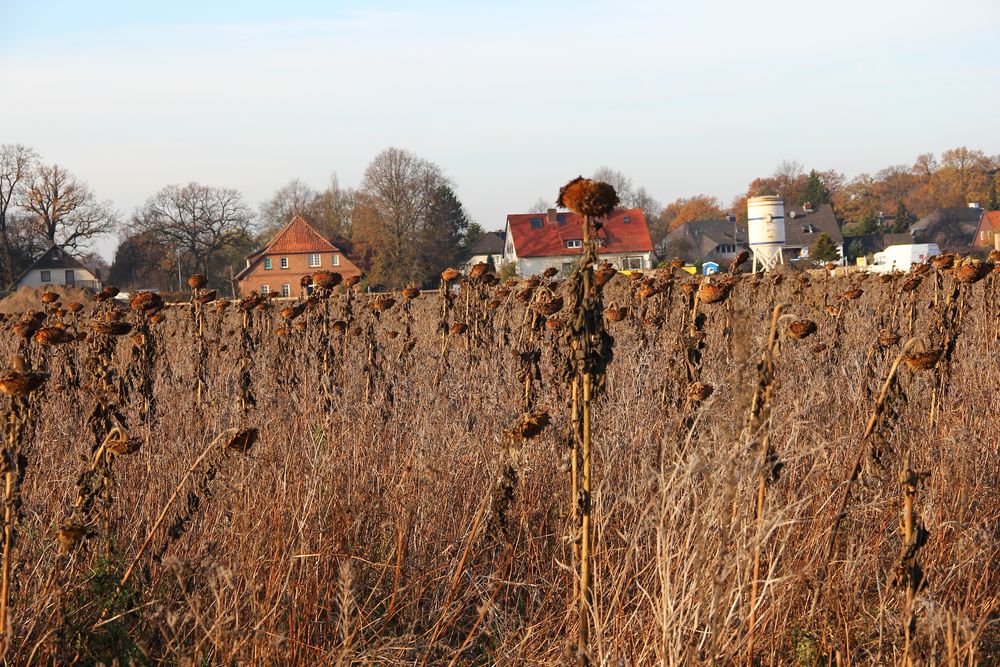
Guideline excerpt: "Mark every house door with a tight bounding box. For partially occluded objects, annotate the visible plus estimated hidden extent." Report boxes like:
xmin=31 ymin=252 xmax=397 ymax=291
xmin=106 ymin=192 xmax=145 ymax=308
xmin=65 ymin=270 xmax=75 ymax=286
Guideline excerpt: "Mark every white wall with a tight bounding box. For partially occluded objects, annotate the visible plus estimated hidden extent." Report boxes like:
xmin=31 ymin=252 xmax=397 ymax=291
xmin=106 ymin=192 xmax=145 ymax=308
xmin=17 ymin=267 xmax=100 ymax=289
xmin=516 ymin=251 xmax=654 ymax=277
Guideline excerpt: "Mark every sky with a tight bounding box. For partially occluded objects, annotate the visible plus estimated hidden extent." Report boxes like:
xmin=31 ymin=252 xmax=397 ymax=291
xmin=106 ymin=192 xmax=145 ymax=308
xmin=2 ymin=0 xmax=999 ymax=260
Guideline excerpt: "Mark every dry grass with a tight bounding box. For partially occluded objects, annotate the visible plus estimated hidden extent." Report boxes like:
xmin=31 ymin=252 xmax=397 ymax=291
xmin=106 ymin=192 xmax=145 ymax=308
xmin=0 ymin=265 xmax=997 ymax=665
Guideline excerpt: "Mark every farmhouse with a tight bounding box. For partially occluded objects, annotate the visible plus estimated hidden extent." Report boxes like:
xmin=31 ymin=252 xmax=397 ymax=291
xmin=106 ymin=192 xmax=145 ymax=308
xmin=503 ymin=208 xmax=654 ymax=276
xmin=11 ymin=245 xmax=101 ymax=291
xmin=236 ymin=215 xmax=361 ymax=296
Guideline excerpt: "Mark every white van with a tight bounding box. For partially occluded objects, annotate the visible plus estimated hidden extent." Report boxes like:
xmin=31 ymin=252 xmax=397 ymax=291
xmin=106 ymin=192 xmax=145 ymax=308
xmin=868 ymin=243 xmax=940 ymax=274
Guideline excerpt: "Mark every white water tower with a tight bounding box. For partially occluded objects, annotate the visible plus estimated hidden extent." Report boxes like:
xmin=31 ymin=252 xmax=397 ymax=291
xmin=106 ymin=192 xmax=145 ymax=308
xmin=747 ymin=195 xmax=786 ymax=272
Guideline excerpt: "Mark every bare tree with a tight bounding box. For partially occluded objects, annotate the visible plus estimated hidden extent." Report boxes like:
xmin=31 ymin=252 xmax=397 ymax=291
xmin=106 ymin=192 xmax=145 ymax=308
xmin=592 ymin=166 xmax=635 ymax=207
xmin=258 ymin=179 xmax=319 ymax=236
xmin=0 ymin=144 xmax=39 ymax=282
xmin=133 ymin=182 xmax=253 ymax=283
xmin=309 ymin=173 xmax=355 ymax=243
xmin=23 ymin=163 xmax=118 ymax=250
xmin=352 ymin=148 xmax=449 ymax=288
xmin=529 ymin=197 xmax=552 ymax=213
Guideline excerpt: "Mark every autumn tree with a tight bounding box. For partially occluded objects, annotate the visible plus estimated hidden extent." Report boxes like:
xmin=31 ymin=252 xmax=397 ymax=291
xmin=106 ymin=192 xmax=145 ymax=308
xmin=0 ymin=144 xmax=39 ymax=283
xmin=132 ymin=182 xmax=253 ymax=285
xmin=352 ymin=148 xmax=452 ymax=289
xmin=22 ymin=163 xmax=118 ymax=250
xmin=660 ymin=195 xmax=724 ymax=232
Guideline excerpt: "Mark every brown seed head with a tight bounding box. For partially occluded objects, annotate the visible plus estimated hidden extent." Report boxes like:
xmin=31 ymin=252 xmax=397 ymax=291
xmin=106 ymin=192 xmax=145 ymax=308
xmin=188 ymin=274 xmax=208 ymax=289
xmin=786 ymin=319 xmax=817 ymax=340
xmin=225 ymin=427 xmax=259 ymax=454
xmin=513 ymin=410 xmax=551 ymax=439
xmin=402 ymin=287 xmax=421 ymax=299
xmin=441 ymin=268 xmax=461 ymax=282
xmin=41 ymin=291 xmax=60 ymax=304
xmin=687 ymin=382 xmax=714 ymax=402
xmin=556 ymin=177 xmax=619 ymax=217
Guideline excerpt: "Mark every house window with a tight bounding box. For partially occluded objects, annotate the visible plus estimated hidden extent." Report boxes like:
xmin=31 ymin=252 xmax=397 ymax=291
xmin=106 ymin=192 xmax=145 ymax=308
xmin=260 ymin=285 xmax=270 ymax=294
xmin=622 ymin=256 xmax=644 ymax=270
xmin=280 ymin=257 xmax=289 ymax=269
xmin=557 ymin=214 xmax=567 ymax=226
xmin=281 ymin=283 xmax=291 ymax=297
xmin=530 ymin=217 xmax=543 ymax=229
xmin=264 ymin=258 xmax=272 ymax=270
xmin=623 ymin=215 xmax=631 ymax=224
xmin=308 ymin=253 xmax=321 ymax=267
xmin=40 ymin=270 xmax=51 ymax=283
xmin=565 ymin=239 xmax=582 ymax=249
xmin=65 ymin=270 xmax=75 ymax=286
xmin=331 ymin=254 xmax=340 ymax=267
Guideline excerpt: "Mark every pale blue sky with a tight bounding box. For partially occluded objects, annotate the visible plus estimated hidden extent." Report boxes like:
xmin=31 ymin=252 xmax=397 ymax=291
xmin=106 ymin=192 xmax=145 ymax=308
xmin=2 ymin=0 xmax=999 ymax=258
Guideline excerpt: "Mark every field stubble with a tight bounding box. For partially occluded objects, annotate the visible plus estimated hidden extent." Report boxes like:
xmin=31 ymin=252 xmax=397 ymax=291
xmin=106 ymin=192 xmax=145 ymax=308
xmin=0 ymin=263 xmax=997 ymax=665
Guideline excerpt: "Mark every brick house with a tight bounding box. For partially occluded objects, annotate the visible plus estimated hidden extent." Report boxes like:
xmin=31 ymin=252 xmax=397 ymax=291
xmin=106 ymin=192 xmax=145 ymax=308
xmin=236 ymin=215 xmax=361 ymax=296
xmin=972 ymin=210 xmax=1000 ymax=251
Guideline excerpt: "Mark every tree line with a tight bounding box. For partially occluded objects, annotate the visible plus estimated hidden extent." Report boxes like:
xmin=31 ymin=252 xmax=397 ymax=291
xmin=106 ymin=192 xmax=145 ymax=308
xmin=617 ymin=147 xmax=999 ymax=241
xmin=3 ymin=142 xmax=997 ymax=294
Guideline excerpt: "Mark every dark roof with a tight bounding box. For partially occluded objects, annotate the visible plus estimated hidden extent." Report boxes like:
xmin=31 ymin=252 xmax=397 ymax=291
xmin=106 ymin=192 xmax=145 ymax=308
xmin=468 ymin=231 xmax=505 ymax=255
xmin=910 ymin=207 xmax=983 ymax=251
xmin=506 ymin=209 xmax=653 ymax=258
xmin=664 ymin=219 xmax=747 ymax=259
xmin=783 ymin=204 xmax=843 ymax=247
xmin=12 ymin=245 xmax=89 ymax=287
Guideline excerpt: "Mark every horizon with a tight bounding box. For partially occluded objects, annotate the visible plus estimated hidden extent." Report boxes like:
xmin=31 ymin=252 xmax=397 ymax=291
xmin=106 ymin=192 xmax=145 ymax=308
xmin=3 ymin=0 xmax=999 ymax=261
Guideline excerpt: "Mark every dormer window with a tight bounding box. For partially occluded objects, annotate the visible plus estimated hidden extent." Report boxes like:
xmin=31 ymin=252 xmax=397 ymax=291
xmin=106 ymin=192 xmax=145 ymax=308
xmin=623 ymin=216 xmax=631 ymax=224
xmin=530 ymin=217 xmax=543 ymax=229
xmin=801 ymin=224 xmax=816 ymax=234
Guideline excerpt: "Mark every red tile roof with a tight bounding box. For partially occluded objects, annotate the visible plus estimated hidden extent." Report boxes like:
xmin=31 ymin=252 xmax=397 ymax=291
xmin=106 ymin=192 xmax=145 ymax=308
xmin=266 ymin=215 xmax=339 ymax=254
xmin=973 ymin=210 xmax=1000 ymax=247
xmin=506 ymin=208 xmax=653 ymax=258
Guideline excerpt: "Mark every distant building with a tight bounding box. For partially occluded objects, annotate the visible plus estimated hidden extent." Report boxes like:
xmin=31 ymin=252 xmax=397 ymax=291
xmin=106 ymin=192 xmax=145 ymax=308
xmin=465 ymin=231 xmax=506 ymax=271
xmin=780 ymin=203 xmax=844 ymax=264
xmin=660 ymin=215 xmax=747 ymax=265
xmin=909 ymin=206 xmax=983 ymax=253
xmin=972 ymin=210 xmax=1000 ymax=251
xmin=12 ymin=245 xmax=101 ymax=291
xmin=236 ymin=215 xmax=362 ymax=296
xmin=503 ymin=208 xmax=654 ymax=276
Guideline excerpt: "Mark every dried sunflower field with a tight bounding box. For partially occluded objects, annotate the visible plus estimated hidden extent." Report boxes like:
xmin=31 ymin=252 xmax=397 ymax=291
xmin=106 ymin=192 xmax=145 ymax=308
xmin=0 ymin=250 xmax=998 ymax=665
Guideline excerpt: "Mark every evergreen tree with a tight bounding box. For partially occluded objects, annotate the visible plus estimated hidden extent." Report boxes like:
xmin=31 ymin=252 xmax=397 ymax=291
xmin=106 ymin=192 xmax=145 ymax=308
xmin=846 ymin=238 xmax=866 ymax=264
xmin=890 ymin=200 xmax=910 ymax=233
xmin=809 ymin=232 xmax=840 ymax=263
xmin=800 ymin=170 xmax=832 ymax=206
xmin=417 ymin=185 xmax=470 ymax=287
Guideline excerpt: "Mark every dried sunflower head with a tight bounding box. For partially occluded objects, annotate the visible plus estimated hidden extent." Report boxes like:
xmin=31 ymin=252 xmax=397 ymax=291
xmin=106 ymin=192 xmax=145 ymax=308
xmin=786 ymin=319 xmax=817 ymax=340
xmin=556 ymin=177 xmax=619 ymax=218
xmin=187 ymin=274 xmax=208 ymax=289
xmin=441 ymin=268 xmax=461 ymax=282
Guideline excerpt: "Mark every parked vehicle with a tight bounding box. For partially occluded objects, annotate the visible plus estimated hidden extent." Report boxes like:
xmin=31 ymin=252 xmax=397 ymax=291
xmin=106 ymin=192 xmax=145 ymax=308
xmin=868 ymin=243 xmax=940 ymax=273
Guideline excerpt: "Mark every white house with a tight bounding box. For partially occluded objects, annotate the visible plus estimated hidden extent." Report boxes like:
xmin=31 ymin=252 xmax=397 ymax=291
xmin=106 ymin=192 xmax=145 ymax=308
xmin=464 ymin=231 xmax=505 ymax=271
xmin=12 ymin=245 xmax=101 ymax=291
xmin=503 ymin=208 xmax=655 ymax=276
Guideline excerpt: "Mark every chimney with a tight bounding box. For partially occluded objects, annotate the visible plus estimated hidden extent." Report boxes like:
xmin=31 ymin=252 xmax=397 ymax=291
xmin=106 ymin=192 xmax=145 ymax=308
xmin=802 ymin=201 xmax=813 ymax=212
xmin=547 ymin=208 xmax=558 ymax=224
